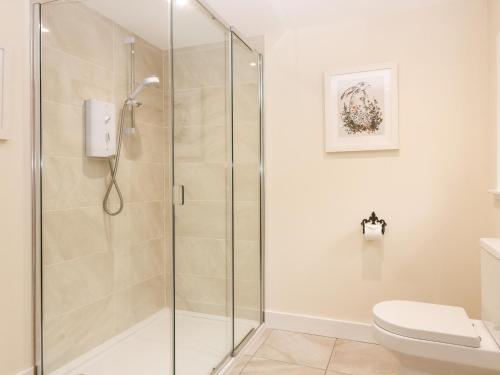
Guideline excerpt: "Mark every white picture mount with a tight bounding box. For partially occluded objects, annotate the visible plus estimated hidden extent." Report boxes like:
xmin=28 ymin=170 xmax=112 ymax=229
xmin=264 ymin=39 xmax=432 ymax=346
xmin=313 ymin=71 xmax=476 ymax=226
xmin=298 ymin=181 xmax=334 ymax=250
xmin=324 ymin=63 xmax=399 ymax=152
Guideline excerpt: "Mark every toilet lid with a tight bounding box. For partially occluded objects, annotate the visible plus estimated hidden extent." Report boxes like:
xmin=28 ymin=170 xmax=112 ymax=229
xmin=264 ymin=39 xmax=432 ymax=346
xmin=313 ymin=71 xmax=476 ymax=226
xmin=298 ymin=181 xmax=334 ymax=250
xmin=373 ymin=300 xmax=481 ymax=348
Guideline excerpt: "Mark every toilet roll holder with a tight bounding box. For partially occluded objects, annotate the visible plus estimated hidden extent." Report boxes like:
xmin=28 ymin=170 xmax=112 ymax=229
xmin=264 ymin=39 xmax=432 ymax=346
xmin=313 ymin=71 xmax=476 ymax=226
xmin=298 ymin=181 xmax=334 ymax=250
xmin=361 ymin=211 xmax=387 ymax=235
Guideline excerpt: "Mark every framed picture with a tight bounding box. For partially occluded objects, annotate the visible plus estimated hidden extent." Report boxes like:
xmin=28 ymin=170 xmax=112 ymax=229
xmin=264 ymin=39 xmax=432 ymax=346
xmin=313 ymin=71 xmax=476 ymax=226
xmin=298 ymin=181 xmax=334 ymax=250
xmin=324 ymin=63 xmax=398 ymax=152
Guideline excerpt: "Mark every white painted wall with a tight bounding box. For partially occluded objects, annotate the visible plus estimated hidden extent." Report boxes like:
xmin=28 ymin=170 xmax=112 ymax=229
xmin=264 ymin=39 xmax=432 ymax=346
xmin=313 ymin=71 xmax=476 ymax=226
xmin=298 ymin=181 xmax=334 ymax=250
xmin=0 ymin=0 xmax=33 ymax=374
xmin=264 ymin=0 xmax=495 ymax=323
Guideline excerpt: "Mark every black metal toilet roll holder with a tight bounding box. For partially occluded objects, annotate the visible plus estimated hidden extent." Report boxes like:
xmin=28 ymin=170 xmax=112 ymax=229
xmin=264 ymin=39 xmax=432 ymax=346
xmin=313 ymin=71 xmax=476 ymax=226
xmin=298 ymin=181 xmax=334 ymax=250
xmin=361 ymin=211 xmax=387 ymax=235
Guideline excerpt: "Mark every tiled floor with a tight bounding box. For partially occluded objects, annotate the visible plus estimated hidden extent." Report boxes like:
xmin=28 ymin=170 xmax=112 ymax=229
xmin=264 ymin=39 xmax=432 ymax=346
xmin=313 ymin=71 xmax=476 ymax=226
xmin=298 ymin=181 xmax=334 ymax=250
xmin=227 ymin=329 xmax=400 ymax=375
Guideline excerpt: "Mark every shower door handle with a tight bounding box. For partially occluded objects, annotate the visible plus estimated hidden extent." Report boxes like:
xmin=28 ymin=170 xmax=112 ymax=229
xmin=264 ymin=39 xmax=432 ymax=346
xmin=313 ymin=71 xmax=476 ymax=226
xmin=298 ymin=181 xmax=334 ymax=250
xmin=173 ymin=184 xmax=185 ymax=206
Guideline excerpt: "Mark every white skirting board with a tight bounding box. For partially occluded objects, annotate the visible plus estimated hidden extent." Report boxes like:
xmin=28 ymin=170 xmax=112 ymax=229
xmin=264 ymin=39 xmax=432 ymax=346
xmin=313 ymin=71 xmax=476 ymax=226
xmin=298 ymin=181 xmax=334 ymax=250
xmin=265 ymin=310 xmax=376 ymax=343
xmin=15 ymin=368 xmax=34 ymax=375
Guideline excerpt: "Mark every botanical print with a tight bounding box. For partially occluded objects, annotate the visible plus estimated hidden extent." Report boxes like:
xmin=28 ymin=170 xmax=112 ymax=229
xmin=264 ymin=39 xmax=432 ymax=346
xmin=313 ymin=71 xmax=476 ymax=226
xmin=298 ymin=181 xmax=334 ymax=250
xmin=337 ymin=76 xmax=385 ymax=138
xmin=324 ymin=64 xmax=398 ymax=152
xmin=340 ymin=82 xmax=383 ymax=134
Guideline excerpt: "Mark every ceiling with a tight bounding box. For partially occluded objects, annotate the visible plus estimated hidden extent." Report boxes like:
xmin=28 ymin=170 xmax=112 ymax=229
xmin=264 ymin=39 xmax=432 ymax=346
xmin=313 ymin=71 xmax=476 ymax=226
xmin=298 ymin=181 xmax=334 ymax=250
xmin=85 ymin=0 xmax=227 ymax=49
xmin=83 ymin=0 xmax=457 ymax=50
xmin=204 ymin=0 xmax=457 ymax=37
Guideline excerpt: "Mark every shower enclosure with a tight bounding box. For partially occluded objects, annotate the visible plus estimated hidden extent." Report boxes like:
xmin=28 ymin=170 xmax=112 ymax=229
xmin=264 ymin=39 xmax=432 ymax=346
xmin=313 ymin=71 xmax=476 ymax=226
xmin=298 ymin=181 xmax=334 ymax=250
xmin=32 ymin=1 xmax=264 ymax=374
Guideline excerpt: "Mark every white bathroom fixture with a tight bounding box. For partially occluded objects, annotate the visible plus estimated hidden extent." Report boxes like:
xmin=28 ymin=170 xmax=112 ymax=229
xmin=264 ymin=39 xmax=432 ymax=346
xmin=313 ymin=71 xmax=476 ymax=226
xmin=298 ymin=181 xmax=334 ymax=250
xmin=128 ymin=75 xmax=160 ymax=101
xmin=372 ymin=239 xmax=500 ymax=375
xmin=85 ymin=99 xmax=116 ymax=158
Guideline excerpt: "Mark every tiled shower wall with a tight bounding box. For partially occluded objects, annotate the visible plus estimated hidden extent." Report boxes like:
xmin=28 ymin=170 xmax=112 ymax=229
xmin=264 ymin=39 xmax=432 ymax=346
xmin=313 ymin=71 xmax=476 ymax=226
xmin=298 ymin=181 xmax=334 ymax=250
xmin=40 ymin=3 xmax=170 ymax=372
xmin=173 ymin=42 xmax=231 ymax=316
xmin=232 ymin=41 xmax=261 ymax=323
xmin=173 ymin=41 xmax=261 ymax=321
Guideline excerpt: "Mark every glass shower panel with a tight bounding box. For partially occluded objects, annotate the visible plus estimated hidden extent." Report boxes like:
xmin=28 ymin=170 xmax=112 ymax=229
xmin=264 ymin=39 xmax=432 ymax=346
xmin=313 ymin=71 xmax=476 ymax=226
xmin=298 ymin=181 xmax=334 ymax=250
xmin=39 ymin=1 xmax=172 ymax=374
xmin=171 ymin=0 xmax=232 ymax=374
xmin=231 ymin=34 xmax=262 ymax=348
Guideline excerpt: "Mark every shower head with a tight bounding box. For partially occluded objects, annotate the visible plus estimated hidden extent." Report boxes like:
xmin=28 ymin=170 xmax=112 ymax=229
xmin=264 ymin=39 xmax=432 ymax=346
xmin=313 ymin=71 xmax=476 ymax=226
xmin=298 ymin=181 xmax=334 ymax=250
xmin=128 ymin=75 xmax=160 ymax=100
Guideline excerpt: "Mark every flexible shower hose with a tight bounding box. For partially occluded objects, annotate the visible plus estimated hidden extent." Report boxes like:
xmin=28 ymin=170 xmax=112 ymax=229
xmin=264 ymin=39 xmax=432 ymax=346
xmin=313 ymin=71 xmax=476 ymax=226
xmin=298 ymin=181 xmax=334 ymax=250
xmin=103 ymin=101 xmax=128 ymax=216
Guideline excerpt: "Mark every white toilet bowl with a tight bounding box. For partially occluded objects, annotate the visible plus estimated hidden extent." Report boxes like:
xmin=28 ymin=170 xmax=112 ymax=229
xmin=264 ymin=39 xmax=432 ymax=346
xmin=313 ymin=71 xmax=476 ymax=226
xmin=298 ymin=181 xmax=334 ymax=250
xmin=372 ymin=300 xmax=500 ymax=375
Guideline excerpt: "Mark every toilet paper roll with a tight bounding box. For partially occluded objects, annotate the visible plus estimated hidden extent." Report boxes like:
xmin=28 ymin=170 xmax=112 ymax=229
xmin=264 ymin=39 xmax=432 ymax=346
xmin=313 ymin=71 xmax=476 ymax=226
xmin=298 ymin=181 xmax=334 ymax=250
xmin=364 ymin=223 xmax=383 ymax=241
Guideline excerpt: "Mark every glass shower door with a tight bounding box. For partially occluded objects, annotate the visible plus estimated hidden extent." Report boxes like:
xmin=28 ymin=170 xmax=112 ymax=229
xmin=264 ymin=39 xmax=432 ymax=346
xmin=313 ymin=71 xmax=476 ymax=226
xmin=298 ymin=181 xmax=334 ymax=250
xmin=38 ymin=1 xmax=172 ymax=374
xmin=231 ymin=33 xmax=263 ymax=349
xmin=171 ymin=0 xmax=233 ymax=373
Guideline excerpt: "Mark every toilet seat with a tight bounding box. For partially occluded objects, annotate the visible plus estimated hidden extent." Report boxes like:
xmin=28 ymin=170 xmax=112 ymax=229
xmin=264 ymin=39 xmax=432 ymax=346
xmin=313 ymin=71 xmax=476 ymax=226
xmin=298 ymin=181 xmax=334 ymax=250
xmin=373 ymin=300 xmax=481 ymax=348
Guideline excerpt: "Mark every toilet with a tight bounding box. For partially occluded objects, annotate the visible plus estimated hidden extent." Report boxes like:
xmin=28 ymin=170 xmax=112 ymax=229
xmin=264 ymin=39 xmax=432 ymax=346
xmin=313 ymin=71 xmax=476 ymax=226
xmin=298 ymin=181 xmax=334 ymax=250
xmin=372 ymin=238 xmax=500 ymax=375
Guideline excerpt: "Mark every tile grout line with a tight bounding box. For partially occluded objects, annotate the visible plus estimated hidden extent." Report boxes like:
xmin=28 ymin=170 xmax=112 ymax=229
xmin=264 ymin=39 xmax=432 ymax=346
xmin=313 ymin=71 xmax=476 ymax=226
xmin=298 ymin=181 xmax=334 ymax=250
xmin=324 ymin=338 xmax=338 ymax=375
xmin=238 ymin=328 xmax=273 ymax=374
xmin=245 ymin=329 xmax=338 ymax=373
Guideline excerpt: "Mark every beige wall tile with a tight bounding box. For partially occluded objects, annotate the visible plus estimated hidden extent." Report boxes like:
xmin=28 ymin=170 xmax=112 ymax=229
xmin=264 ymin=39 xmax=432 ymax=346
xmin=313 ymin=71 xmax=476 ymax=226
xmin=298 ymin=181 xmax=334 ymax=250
xmin=234 ymin=202 xmax=260 ymax=241
xmin=41 ymin=101 xmax=84 ymax=158
xmin=189 ymin=45 xmax=227 ymax=87
xmin=109 ymin=201 xmax=165 ymax=250
xmin=43 ymin=252 xmax=114 ymax=317
xmin=42 ymin=46 xmax=113 ymax=107
xmin=42 ymin=2 xmax=114 ymax=69
xmin=112 ymin=25 xmax=132 ymax=79
xmin=135 ymin=86 xmax=165 ymax=126
xmin=175 ymin=162 xmax=227 ymax=201
xmin=235 ymin=279 xmax=260 ymax=310
xmin=128 ymin=162 xmax=165 ymax=202
xmin=114 ymin=275 xmax=165 ymax=332
xmin=175 ymin=201 xmax=227 ymax=239
xmin=235 ymin=306 xmax=261 ymax=322
xmin=172 ymin=52 xmax=199 ymax=90
xmin=173 ymin=43 xmax=227 ymax=87
xmin=174 ymin=88 xmax=202 ymax=127
xmin=234 ymin=83 xmax=259 ymax=122
xmin=42 ymin=157 xmax=108 ymax=210
xmin=135 ymin=38 xmax=164 ymax=85
xmin=114 ymin=238 xmax=165 ymax=290
xmin=202 ymin=85 xmax=226 ymax=126
xmin=234 ymin=240 xmax=260 ymax=282
xmin=175 ymin=298 xmax=228 ymax=317
xmin=123 ymin=122 xmax=167 ymax=163
xmin=43 ymin=297 xmax=115 ymax=373
xmin=136 ymin=99 xmax=165 ymax=127
xmin=135 ymin=83 xmax=164 ymax=111
xmin=175 ymin=273 xmax=228 ymax=309
xmin=43 ymin=207 xmax=109 ymax=265
xmin=173 ymin=125 xmax=203 ymax=161
xmin=234 ymin=123 xmax=260 ymax=163
xmin=174 ymin=125 xmax=227 ymax=163
xmin=234 ymin=162 xmax=260 ymax=202
xmin=175 ymin=236 xmax=227 ymax=278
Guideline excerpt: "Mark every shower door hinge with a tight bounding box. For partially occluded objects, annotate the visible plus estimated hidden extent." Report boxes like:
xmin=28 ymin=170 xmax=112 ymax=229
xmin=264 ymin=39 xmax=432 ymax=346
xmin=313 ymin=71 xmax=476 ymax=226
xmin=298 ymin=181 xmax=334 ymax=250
xmin=173 ymin=184 xmax=185 ymax=205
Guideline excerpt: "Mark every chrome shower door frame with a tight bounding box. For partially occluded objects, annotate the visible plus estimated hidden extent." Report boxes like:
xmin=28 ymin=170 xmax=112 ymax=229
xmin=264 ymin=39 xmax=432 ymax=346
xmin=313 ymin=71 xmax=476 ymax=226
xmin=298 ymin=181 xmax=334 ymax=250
xmin=32 ymin=3 xmax=42 ymax=375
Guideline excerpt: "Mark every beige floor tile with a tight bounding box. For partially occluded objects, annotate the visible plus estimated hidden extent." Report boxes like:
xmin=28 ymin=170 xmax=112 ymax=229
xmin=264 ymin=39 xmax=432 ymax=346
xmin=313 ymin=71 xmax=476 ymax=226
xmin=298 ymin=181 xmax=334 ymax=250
xmin=241 ymin=327 xmax=272 ymax=355
xmin=328 ymin=339 xmax=399 ymax=375
xmin=226 ymin=354 xmax=252 ymax=375
xmin=255 ymin=330 xmax=336 ymax=369
xmin=241 ymin=358 xmax=325 ymax=375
